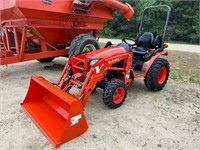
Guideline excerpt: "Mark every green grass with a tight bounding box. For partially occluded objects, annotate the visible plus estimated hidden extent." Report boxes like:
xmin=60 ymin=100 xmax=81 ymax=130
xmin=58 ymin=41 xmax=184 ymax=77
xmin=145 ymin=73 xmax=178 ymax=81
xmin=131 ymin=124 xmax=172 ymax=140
xmin=170 ymin=69 xmax=200 ymax=84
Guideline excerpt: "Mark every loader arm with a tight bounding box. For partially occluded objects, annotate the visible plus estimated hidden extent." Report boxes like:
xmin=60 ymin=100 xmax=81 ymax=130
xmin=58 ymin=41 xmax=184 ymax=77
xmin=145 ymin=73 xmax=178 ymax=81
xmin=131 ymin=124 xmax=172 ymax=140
xmin=57 ymin=50 xmax=133 ymax=108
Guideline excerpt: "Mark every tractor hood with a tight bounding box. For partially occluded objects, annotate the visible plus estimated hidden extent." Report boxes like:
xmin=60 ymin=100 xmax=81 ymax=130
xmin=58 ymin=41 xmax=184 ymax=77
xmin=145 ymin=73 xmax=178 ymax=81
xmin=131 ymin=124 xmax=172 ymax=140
xmin=85 ymin=47 xmax=127 ymax=60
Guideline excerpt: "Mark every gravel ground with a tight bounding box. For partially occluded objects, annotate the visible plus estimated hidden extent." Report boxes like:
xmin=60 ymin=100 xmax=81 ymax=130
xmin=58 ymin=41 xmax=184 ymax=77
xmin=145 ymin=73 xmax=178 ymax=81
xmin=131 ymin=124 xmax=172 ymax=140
xmin=0 ymin=48 xmax=200 ymax=150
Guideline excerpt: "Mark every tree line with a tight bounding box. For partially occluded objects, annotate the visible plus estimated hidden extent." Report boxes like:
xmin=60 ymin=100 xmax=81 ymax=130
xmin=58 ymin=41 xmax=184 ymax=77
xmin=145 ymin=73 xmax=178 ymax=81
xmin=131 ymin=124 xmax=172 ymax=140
xmin=102 ymin=0 xmax=199 ymax=45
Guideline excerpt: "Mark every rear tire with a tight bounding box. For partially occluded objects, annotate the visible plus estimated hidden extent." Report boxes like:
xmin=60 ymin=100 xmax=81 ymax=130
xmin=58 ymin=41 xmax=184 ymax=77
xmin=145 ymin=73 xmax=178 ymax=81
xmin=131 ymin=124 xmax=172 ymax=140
xmin=102 ymin=80 xmax=127 ymax=109
xmin=69 ymin=34 xmax=100 ymax=58
xmin=37 ymin=57 xmax=55 ymax=63
xmin=144 ymin=58 xmax=170 ymax=91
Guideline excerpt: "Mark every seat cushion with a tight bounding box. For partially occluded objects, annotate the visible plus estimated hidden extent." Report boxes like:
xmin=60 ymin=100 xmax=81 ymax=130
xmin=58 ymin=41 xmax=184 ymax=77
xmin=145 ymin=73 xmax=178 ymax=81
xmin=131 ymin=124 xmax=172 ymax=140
xmin=132 ymin=47 xmax=148 ymax=55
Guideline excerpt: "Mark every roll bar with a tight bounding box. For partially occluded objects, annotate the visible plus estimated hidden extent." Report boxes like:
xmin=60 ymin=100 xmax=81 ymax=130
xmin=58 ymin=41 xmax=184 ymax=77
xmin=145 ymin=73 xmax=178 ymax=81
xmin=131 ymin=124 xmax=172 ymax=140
xmin=138 ymin=5 xmax=171 ymax=49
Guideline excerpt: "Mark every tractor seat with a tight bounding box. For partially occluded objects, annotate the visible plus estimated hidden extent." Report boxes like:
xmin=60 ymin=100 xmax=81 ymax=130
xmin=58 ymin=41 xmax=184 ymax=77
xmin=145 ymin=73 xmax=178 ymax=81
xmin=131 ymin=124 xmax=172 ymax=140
xmin=132 ymin=32 xmax=154 ymax=55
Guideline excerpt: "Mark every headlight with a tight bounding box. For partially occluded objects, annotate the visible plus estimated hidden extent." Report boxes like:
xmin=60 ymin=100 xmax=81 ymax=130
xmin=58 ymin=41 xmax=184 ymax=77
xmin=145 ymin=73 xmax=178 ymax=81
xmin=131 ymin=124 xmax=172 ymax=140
xmin=89 ymin=59 xmax=99 ymax=67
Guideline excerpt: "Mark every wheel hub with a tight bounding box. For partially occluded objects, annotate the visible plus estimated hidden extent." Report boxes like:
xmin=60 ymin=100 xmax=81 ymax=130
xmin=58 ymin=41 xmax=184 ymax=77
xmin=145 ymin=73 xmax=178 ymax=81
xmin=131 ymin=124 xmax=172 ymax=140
xmin=83 ymin=44 xmax=96 ymax=52
xmin=157 ymin=66 xmax=167 ymax=84
xmin=113 ymin=87 xmax=125 ymax=104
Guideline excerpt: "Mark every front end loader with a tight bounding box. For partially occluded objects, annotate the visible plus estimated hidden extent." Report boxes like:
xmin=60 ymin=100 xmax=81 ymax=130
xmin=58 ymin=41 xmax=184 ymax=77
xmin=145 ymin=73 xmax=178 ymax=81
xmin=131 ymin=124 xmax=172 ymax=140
xmin=21 ymin=5 xmax=171 ymax=147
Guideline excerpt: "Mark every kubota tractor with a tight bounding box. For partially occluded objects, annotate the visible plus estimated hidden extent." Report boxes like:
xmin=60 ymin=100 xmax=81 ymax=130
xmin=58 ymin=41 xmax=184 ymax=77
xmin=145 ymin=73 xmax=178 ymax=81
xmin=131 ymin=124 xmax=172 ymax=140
xmin=21 ymin=5 xmax=171 ymax=147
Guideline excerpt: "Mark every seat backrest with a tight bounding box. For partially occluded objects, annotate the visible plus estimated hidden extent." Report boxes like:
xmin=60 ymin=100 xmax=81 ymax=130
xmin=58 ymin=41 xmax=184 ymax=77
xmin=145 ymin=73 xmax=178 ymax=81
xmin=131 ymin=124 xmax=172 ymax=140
xmin=136 ymin=32 xmax=154 ymax=49
xmin=152 ymin=35 xmax=162 ymax=49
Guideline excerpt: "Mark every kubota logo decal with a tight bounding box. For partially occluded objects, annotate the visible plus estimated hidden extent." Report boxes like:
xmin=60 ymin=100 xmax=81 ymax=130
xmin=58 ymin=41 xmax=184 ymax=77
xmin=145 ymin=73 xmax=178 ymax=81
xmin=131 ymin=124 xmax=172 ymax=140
xmin=108 ymin=58 xmax=121 ymax=65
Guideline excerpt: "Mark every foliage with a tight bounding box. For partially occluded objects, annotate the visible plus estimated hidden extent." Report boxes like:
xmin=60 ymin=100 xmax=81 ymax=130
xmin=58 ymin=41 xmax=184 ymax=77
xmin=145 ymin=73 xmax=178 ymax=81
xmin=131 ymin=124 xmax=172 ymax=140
xmin=102 ymin=0 xmax=199 ymax=45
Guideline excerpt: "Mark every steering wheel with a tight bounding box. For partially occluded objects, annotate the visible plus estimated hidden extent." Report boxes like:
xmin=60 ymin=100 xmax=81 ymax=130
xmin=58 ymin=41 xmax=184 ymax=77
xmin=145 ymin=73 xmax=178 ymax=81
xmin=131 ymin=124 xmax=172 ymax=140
xmin=122 ymin=38 xmax=136 ymax=47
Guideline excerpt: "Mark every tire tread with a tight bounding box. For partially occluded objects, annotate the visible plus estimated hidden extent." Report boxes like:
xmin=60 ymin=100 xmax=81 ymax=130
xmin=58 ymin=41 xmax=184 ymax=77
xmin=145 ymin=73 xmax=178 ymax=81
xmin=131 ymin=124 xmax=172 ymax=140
xmin=103 ymin=80 xmax=127 ymax=109
xmin=144 ymin=58 xmax=170 ymax=91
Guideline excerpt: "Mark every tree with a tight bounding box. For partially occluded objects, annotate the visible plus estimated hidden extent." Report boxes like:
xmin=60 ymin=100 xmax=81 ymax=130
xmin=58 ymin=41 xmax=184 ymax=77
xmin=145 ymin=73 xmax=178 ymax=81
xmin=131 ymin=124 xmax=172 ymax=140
xmin=102 ymin=0 xmax=199 ymax=45
xmin=169 ymin=0 xmax=199 ymax=44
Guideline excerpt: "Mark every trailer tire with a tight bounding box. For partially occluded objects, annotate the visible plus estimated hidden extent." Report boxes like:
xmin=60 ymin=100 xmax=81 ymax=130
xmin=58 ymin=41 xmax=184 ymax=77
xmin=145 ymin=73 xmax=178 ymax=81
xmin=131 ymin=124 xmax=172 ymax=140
xmin=69 ymin=34 xmax=100 ymax=58
xmin=144 ymin=58 xmax=170 ymax=91
xmin=103 ymin=80 xmax=127 ymax=109
xmin=37 ymin=57 xmax=55 ymax=63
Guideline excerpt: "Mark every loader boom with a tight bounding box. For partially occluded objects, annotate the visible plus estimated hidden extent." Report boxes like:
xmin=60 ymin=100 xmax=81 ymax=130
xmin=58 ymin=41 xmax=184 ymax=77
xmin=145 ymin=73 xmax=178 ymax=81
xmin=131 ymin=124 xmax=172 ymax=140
xmin=57 ymin=48 xmax=133 ymax=107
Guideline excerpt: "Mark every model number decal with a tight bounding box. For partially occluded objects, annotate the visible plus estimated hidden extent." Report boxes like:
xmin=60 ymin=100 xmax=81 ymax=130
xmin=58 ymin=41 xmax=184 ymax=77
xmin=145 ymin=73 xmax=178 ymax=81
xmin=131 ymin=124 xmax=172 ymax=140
xmin=71 ymin=114 xmax=82 ymax=126
xmin=42 ymin=0 xmax=52 ymax=5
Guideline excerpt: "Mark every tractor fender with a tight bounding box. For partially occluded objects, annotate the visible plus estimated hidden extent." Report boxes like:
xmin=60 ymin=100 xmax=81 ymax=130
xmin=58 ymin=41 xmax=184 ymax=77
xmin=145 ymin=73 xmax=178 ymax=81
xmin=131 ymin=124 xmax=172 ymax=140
xmin=142 ymin=51 xmax=168 ymax=73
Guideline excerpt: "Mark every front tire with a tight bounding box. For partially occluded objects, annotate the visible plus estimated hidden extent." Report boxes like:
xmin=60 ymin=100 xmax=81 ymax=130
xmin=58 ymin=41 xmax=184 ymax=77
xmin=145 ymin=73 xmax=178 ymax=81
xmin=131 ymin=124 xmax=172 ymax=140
xmin=102 ymin=80 xmax=127 ymax=109
xmin=144 ymin=58 xmax=170 ymax=91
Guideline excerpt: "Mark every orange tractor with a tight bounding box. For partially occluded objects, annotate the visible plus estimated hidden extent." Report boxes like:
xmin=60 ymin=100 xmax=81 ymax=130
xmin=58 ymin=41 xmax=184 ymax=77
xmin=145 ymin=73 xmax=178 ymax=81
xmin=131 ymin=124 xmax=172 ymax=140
xmin=0 ymin=0 xmax=133 ymax=65
xmin=21 ymin=5 xmax=171 ymax=148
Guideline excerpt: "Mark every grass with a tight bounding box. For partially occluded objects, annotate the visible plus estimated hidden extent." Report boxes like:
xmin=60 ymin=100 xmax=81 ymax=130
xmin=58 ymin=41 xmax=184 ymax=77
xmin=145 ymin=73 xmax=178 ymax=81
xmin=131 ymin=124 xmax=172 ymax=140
xmin=170 ymin=69 xmax=200 ymax=84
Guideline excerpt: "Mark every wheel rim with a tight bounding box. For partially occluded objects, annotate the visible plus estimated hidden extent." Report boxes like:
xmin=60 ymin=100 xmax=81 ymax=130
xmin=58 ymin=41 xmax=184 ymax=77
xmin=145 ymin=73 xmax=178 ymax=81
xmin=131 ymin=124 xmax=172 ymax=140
xmin=113 ymin=87 xmax=125 ymax=104
xmin=83 ymin=44 xmax=96 ymax=52
xmin=157 ymin=66 xmax=167 ymax=84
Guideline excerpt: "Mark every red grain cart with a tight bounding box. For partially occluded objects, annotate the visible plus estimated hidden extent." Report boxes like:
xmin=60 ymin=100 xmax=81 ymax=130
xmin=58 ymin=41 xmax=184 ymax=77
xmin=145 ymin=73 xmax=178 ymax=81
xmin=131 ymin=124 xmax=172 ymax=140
xmin=0 ymin=0 xmax=134 ymax=65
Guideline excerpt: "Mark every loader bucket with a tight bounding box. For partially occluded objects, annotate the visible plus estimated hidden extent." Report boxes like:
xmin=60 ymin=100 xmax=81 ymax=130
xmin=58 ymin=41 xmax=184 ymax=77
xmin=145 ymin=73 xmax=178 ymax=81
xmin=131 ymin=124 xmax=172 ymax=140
xmin=21 ymin=76 xmax=88 ymax=147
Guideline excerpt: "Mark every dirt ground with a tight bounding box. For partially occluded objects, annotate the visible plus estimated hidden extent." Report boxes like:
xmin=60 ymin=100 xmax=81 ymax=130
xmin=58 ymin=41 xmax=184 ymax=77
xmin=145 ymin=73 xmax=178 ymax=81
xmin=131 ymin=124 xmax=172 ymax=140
xmin=0 ymin=50 xmax=200 ymax=150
